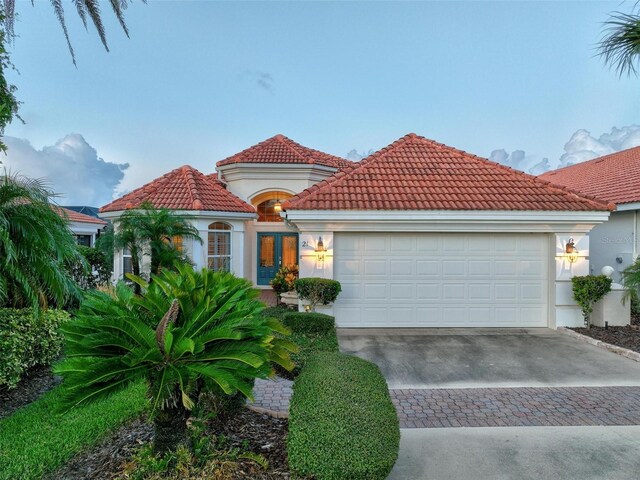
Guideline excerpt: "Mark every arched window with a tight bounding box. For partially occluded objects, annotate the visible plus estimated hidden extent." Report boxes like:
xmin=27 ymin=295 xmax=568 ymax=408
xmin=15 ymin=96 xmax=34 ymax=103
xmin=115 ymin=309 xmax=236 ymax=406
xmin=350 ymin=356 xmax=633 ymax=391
xmin=208 ymin=222 xmax=232 ymax=272
xmin=251 ymin=191 xmax=293 ymax=222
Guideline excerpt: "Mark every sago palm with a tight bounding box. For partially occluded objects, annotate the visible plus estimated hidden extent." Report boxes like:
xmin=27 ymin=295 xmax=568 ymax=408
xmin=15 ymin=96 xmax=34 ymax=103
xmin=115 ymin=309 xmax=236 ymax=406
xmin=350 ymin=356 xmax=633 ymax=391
xmin=55 ymin=264 xmax=296 ymax=454
xmin=0 ymin=171 xmax=83 ymax=309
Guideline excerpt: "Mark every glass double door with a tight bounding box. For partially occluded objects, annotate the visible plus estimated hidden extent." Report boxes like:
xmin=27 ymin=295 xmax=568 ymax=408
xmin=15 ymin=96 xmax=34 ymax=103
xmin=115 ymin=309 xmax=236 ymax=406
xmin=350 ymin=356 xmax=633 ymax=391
xmin=257 ymin=232 xmax=298 ymax=285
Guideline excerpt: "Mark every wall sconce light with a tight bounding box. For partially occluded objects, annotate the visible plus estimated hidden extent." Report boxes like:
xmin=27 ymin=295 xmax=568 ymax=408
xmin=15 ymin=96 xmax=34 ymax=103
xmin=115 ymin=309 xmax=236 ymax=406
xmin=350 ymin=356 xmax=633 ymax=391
xmin=565 ymin=238 xmax=579 ymax=264
xmin=315 ymin=236 xmax=327 ymax=262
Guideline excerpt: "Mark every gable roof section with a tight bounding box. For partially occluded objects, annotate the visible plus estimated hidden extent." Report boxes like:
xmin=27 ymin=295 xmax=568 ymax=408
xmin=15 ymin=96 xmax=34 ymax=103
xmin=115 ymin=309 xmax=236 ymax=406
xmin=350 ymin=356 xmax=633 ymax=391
xmin=216 ymin=134 xmax=353 ymax=171
xmin=538 ymin=146 xmax=640 ymax=206
xmin=284 ymin=134 xmax=612 ymax=212
xmin=100 ymin=165 xmax=255 ymax=214
xmin=57 ymin=206 xmax=107 ymax=225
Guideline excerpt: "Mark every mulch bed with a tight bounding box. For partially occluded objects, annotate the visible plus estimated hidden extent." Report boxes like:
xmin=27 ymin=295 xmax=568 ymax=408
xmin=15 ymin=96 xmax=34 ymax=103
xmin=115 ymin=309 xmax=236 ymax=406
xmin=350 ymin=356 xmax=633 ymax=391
xmin=0 ymin=365 xmax=61 ymax=420
xmin=571 ymin=325 xmax=640 ymax=354
xmin=49 ymin=408 xmax=290 ymax=479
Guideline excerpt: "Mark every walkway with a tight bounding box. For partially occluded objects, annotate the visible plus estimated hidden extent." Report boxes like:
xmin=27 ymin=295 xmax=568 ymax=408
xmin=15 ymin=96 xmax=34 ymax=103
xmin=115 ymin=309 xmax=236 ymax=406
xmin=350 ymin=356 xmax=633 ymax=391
xmin=250 ymin=379 xmax=640 ymax=428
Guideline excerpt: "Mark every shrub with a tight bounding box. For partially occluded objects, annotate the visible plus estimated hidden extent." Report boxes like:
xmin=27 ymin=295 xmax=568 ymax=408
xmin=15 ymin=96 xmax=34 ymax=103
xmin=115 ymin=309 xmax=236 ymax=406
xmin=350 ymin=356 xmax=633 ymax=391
xmin=572 ymin=274 xmax=613 ymax=327
xmin=0 ymin=308 xmax=70 ymax=389
xmin=261 ymin=310 xmax=339 ymax=378
xmin=270 ymin=265 xmax=299 ymax=295
xmin=294 ymin=277 xmax=341 ymax=311
xmin=282 ymin=311 xmax=335 ymax=336
xmin=68 ymin=245 xmax=112 ymax=290
xmin=288 ymin=352 xmax=400 ymax=479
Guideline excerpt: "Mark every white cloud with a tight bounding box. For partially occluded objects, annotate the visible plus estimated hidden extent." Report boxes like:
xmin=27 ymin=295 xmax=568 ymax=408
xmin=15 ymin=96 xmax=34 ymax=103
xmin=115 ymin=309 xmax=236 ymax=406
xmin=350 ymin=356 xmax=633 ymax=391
xmin=559 ymin=125 xmax=640 ymax=167
xmin=489 ymin=148 xmax=550 ymax=175
xmin=346 ymin=148 xmax=374 ymax=161
xmin=1 ymin=134 xmax=129 ymax=206
xmin=491 ymin=125 xmax=640 ymax=174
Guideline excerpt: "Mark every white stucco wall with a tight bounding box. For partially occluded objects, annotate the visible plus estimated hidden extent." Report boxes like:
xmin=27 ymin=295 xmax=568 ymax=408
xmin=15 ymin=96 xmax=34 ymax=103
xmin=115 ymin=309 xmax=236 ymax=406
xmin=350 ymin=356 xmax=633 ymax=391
xmin=553 ymin=233 xmax=589 ymax=328
xmin=103 ymin=211 xmax=254 ymax=282
xmin=587 ymin=210 xmax=637 ymax=282
xmin=217 ymin=164 xmax=339 ymax=204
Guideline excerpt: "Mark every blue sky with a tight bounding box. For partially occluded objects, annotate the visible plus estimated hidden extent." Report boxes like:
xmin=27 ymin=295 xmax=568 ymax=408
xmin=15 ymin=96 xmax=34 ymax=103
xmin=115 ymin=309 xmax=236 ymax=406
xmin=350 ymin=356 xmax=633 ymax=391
xmin=3 ymin=1 xmax=640 ymax=205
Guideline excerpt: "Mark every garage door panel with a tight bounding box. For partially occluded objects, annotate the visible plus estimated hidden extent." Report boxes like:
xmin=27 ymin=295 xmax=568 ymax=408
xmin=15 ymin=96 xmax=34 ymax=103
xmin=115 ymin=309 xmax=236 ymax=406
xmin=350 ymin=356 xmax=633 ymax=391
xmin=469 ymin=284 xmax=491 ymax=300
xmin=394 ymin=284 xmax=417 ymax=299
xmin=390 ymin=260 xmax=413 ymax=275
xmin=334 ymin=233 xmax=548 ymax=328
xmin=443 ymin=284 xmax=465 ymax=299
xmin=417 ymin=283 xmax=441 ymax=299
xmin=390 ymin=236 xmax=414 ymax=252
xmin=417 ymin=260 xmax=440 ymax=276
xmin=443 ymin=260 xmax=466 ymax=276
xmin=364 ymin=260 xmax=387 ymax=275
xmin=468 ymin=260 xmax=492 ymax=276
xmin=340 ymin=282 xmax=361 ymax=300
xmin=364 ymin=283 xmax=386 ymax=298
xmin=364 ymin=236 xmax=386 ymax=252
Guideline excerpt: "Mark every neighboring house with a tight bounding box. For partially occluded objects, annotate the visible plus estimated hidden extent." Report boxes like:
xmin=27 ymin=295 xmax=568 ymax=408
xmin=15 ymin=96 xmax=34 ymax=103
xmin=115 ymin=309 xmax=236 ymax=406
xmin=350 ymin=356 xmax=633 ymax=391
xmin=57 ymin=206 xmax=107 ymax=247
xmin=539 ymin=147 xmax=639 ymax=282
xmin=100 ymin=133 xmax=611 ymax=328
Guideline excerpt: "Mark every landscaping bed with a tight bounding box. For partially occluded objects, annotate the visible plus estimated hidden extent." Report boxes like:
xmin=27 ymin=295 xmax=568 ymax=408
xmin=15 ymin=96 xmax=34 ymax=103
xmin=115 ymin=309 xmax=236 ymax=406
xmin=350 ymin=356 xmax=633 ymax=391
xmin=571 ymin=325 xmax=640 ymax=353
xmin=49 ymin=408 xmax=290 ymax=480
xmin=0 ymin=365 xmax=60 ymax=420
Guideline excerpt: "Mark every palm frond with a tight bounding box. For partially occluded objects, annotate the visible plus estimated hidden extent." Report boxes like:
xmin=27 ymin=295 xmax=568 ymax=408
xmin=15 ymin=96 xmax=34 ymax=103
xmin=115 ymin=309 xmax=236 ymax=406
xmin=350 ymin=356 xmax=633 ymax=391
xmin=599 ymin=9 xmax=640 ymax=76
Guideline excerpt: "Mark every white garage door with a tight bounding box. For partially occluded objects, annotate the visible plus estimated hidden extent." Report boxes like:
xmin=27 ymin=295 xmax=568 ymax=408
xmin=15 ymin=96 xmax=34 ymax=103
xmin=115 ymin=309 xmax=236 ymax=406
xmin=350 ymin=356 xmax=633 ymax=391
xmin=334 ymin=233 xmax=549 ymax=328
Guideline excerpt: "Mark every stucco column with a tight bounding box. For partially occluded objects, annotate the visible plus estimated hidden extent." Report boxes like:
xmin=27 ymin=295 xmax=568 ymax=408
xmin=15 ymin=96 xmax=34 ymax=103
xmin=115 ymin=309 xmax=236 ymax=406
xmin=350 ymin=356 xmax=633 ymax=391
xmin=553 ymin=233 xmax=589 ymax=328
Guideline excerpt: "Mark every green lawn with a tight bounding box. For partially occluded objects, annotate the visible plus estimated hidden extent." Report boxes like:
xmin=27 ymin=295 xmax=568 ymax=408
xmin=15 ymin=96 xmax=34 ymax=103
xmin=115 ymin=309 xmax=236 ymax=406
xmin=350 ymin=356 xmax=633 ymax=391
xmin=0 ymin=382 xmax=147 ymax=480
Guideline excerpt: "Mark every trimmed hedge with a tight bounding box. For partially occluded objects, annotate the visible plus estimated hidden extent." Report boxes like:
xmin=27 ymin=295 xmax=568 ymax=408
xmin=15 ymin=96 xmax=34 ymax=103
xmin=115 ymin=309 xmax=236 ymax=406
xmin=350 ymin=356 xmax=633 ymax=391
xmin=288 ymin=352 xmax=400 ymax=479
xmin=0 ymin=308 xmax=70 ymax=389
xmin=282 ymin=311 xmax=335 ymax=336
xmin=263 ymin=310 xmax=339 ymax=377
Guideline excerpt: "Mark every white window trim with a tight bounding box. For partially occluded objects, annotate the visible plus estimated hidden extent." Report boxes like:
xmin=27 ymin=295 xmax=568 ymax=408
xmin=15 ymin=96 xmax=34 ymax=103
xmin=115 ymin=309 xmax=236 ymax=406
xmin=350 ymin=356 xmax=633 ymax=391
xmin=207 ymin=222 xmax=233 ymax=272
xmin=122 ymin=248 xmax=133 ymax=278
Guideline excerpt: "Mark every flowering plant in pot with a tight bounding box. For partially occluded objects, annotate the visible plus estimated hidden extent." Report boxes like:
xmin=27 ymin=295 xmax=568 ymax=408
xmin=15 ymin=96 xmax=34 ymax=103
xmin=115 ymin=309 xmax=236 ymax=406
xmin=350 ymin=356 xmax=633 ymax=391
xmin=271 ymin=265 xmax=299 ymax=306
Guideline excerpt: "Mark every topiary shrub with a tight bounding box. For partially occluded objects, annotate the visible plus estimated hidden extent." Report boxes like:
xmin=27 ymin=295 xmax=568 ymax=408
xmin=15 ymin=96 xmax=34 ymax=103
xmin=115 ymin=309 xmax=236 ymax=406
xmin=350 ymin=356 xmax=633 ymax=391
xmin=294 ymin=277 xmax=341 ymax=311
xmin=288 ymin=352 xmax=400 ymax=479
xmin=571 ymin=274 xmax=612 ymax=327
xmin=282 ymin=311 xmax=335 ymax=336
xmin=0 ymin=308 xmax=71 ymax=389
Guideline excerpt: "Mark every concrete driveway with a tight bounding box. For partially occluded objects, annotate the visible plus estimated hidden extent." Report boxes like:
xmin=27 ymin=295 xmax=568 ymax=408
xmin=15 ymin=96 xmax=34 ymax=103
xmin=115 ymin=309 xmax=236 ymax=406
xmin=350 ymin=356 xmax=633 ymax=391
xmin=338 ymin=328 xmax=640 ymax=389
xmin=338 ymin=328 xmax=640 ymax=480
xmin=391 ymin=426 xmax=640 ymax=480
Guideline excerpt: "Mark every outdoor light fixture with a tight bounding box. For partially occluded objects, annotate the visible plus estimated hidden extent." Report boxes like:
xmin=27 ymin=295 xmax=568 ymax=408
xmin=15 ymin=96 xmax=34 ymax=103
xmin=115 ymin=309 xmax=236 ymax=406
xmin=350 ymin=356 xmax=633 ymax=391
xmin=273 ymin=192 xmax=282 ymax=213
xmin=315 ymin=236 xmax=327 ymax=262
xmin=565 ymin=238 xmax=579 ymax=264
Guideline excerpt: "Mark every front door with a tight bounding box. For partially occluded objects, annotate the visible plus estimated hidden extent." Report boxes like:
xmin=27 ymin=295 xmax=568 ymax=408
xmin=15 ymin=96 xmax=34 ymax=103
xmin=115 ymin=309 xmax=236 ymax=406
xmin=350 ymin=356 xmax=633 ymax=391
xmin=257 ymin=233 xmax=299 ymax=285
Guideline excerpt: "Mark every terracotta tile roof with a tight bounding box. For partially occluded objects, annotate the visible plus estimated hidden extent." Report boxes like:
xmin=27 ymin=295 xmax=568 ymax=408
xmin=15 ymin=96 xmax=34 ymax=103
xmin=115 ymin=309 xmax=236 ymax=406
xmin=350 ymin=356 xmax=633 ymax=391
xmin=56 ymin=206 xmax=107 ymax=225
xmin=539 ymin=147 xmax=640 ymax=206
xmin=216 ymin=134 xmax=353 ymax=170
xmin=284 ymin=134 xmax=612 ymax=212
xmin=100 ymin=165 xmax=255 ymax=214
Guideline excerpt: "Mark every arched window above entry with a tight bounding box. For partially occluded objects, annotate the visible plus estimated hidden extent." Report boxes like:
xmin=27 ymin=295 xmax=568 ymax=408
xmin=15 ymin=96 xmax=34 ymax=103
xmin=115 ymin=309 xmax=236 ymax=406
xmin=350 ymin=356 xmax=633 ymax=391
xmin=251 ymin=191 xmax=293 ymax=222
